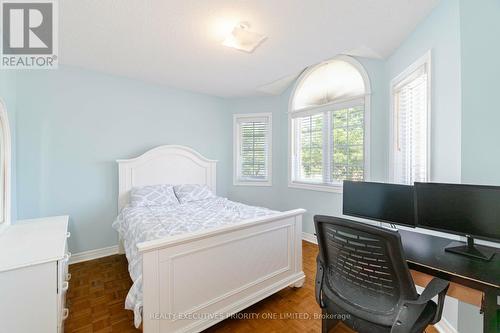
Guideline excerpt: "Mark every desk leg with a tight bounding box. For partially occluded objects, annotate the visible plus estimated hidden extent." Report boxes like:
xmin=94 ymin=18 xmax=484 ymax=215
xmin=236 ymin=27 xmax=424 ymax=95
xmin=482 ymin=290 xmax=499 ymax=333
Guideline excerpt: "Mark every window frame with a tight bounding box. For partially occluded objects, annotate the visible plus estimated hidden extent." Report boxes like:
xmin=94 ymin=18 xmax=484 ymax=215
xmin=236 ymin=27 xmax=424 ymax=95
xmin=233 ymin=112 xmax=272 ymax=186
xmin=288 ymin=55 xmax=371 ymax=193
xmin=0 ymin=99 xmax=11 ymax=234
xmin=389 ymin=51 xmax=432 ymax=184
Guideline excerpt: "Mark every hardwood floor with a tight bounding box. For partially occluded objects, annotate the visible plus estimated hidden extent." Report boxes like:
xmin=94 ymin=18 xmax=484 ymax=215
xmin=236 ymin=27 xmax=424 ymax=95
xmin=65 ymin=241 xmax=437 ymax=333
xmin=65 ymin=254 xmax=140 ymax=333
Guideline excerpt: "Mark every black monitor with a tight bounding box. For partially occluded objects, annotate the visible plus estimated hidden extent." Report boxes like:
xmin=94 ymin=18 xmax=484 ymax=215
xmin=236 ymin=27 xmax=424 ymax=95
xmin=414 ymin=182 xmax=500 ymax=261
xmin=343 ymin=181 xmax=416 ymax=228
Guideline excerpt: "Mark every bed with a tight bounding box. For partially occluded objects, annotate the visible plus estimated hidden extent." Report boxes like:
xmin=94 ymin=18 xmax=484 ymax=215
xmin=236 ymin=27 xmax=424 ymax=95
xmin=114 ymin=145 xmax=306 ymax=333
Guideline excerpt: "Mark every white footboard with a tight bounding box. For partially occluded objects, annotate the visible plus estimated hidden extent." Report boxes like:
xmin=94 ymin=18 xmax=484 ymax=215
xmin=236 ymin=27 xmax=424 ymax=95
xmin=138 ymin=209 xmax=306 ymax=333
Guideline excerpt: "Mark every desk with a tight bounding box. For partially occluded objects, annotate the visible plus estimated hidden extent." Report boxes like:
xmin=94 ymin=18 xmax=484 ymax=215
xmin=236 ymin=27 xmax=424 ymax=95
xmin=399 ymin=230 xmax=500 ymax=333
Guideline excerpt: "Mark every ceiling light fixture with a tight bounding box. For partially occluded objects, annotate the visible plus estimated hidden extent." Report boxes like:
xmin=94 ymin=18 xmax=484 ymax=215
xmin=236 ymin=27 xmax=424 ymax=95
xmin=222 ymin=22 xmax=266 ymax=53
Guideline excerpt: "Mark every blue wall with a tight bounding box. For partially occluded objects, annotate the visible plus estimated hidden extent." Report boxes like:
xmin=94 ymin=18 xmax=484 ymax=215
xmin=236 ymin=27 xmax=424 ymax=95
xmin=386 ymin=0 xmax=462 ymax=184
xmin=15 ymin=66 xmax=231 ymax=253
xmin=460 ymin=0 xmax=500 ymax=185
xmin=457 ymin=0 xmax=500 ymax=330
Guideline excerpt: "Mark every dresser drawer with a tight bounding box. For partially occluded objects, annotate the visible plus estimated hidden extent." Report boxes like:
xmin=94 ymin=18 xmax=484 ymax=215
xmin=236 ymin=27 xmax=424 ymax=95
xmin=0 ymin=262 xmax=58 ymax=332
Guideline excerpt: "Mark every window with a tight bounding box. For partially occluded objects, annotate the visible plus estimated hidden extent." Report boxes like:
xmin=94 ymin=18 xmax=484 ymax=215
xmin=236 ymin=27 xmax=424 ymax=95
xmin=289 ymin=56 xmax=371 ymax=192
xmin=233 ymin=113 xmax=272 ymax=186
xmin=390 ymin=52 xmax=431 ymax=185
xmin=0 ymin=99 xmax=11 ymax=233
xmin=296 ymin=113 xmax=323 ymax=182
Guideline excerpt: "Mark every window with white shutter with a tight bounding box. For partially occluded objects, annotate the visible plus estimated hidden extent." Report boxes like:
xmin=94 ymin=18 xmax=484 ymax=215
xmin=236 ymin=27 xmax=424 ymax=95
xmin=297 ymin=113 xmax=324 ymax=182
xmin=289 ymin=56 xmax=370 ymax=192
xmin=391 ymin=52 xmax=431 ymax=185
xmin=233 ymin=113 xmax=272 ymax=186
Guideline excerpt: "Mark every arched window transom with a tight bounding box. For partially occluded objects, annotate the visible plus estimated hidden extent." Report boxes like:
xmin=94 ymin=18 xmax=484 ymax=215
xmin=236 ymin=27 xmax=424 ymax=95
xmin=293 ymin=59 xmax=366 ymax=110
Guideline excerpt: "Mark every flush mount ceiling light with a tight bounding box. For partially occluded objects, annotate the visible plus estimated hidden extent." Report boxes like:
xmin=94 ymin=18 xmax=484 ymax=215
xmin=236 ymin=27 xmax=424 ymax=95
xmin=222 ymin=22 xmax=266 ymax=53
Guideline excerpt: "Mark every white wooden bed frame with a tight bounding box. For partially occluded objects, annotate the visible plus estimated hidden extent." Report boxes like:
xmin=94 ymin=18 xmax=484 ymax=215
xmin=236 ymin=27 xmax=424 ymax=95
xmin=117 ymin=145 xmax=306 ymax=333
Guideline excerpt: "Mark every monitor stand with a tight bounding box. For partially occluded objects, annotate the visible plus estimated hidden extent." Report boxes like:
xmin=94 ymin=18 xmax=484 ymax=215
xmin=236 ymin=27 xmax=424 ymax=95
xmin=445 ymin=236 xmax=495 ymax=261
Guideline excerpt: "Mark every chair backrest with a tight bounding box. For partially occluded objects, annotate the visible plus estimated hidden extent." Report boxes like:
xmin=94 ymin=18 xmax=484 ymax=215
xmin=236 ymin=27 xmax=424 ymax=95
xmin=314 ymin=215 xmax=418 ymax=327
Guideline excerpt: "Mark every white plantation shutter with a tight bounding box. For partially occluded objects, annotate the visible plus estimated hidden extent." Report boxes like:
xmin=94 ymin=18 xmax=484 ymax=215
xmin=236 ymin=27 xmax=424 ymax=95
xmin=296 ymin=113 xmax=324 ymax=182
xmin=392 ymin=61 xmax=429 ymax=185
xmin=330 ymin=105 xmax=365 ymax=182
xmin=291 ymin=103 xmax=365 ymax=184
xmin=234 ymin=114 xmax=272 ymax=184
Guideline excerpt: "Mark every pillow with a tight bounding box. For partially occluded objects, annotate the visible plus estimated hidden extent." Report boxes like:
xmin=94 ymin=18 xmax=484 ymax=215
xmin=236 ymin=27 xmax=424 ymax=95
xmin=173 ymin=184 xmax=216 ymax=204
xmin=130 ymin=184 xmax=179 ymax=207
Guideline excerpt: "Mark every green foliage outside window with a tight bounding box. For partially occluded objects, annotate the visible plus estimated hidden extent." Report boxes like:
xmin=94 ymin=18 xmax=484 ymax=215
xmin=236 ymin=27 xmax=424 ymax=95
xmin=300 ymin=114 xmax=323 ymax=181
xmin=298 ymin=106 xmax=364 ymax=183
xmin=332 ymin=106 xmax=364 ymax=181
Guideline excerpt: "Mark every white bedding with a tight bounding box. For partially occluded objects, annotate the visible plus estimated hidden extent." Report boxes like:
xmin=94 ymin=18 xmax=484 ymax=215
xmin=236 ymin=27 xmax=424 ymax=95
xmin=112 ymin=197 xmax=277 ymax=327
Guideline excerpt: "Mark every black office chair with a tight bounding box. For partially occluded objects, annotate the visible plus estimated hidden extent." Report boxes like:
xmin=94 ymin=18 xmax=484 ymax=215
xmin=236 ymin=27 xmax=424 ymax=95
xmin=314 ymin=215 xmax=450 ymax=333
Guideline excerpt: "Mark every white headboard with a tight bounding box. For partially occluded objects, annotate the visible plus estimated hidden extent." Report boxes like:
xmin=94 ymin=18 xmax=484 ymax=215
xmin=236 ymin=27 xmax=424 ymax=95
xmin=117 ymin=145 xmax=217 ymax=210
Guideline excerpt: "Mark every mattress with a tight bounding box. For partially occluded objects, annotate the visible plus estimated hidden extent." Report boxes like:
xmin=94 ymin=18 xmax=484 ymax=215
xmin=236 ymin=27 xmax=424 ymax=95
xmin=112 ymin=197 xmax=277 ymax=327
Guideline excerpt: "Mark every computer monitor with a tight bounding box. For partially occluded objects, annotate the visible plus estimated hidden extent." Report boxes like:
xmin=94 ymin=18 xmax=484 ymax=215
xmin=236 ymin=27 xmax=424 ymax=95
xmin=414 ymin=182 xmax=500 ymax=261
xmin=343 ymin=181 xmax=416 ymax=228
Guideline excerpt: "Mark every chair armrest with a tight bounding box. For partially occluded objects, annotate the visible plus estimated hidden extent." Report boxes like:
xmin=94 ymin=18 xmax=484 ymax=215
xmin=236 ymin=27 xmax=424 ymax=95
xmin=391 ymin=278 xmax=449 ymax=333
xmin=315 ymin=257 xmax=326 ymax=308
xmin=415 ymin=277 xmax=449 ymax=324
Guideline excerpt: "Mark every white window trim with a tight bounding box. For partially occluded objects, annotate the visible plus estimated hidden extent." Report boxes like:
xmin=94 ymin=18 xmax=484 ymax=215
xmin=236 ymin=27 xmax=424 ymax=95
xmin=233 ymin=112 xmax=272 ymax=186
xmin=389 ymin=50 xmax=432 ymax=183
xmin=0 ymin=99 xmax=11 ymax=235
xmin=287 ymin=55 xmax=371 ymax=193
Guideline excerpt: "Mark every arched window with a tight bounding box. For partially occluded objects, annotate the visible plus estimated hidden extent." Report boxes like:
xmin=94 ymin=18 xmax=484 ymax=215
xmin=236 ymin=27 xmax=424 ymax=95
xmin=0 ymin=99 xmax=11 ymax=232
xmin=288 ymin=55 xmax=371 ymax=192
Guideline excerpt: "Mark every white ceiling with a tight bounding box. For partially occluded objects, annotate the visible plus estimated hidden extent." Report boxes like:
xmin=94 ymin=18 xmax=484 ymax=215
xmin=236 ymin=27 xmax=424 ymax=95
xmin=59 ymin=0 xmax=439 ymax=97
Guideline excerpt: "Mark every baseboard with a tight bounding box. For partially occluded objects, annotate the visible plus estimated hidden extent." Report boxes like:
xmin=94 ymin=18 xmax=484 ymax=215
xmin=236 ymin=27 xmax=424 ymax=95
xmin=302 ymin=232 xmax=317 ymax=244
xmin=69 ymin=245 xmax=120 ymax=264
xmin=434 ymin=317 xmax=457 ymax=333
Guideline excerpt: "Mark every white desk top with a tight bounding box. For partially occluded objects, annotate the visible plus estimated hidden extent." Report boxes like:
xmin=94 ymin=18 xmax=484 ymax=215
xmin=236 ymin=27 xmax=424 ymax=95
xmin=0 ymin=216 xmax=69 ymax=272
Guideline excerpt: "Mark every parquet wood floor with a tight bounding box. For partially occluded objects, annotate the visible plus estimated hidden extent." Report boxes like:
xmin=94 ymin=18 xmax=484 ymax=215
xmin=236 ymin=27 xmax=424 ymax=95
xmin=65 ymin=241 xmax=437 ymax=333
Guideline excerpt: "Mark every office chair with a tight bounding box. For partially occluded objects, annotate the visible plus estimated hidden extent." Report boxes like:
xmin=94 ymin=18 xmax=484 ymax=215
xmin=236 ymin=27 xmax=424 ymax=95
xmin=314 ymin=215 xmax=449 ymax=333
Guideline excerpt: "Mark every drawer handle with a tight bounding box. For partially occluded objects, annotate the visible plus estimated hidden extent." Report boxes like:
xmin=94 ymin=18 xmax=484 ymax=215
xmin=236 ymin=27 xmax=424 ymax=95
xmin=66 ymin=232 xmax=71 ymax=238
xmin=66 ymin=273 xmax=71 ymax=281
xmin=62 ymin=308 xmax=69 ymax=321
xmin=64 ymin=252 xmax=72 ymax=261
xmin=62 ymin=281 xmax=69 ymax=292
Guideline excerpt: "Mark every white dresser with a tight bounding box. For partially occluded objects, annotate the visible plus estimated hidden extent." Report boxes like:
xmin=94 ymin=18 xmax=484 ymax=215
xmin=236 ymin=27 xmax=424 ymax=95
xmin=0 ymin=216 xmax=70 ymax=333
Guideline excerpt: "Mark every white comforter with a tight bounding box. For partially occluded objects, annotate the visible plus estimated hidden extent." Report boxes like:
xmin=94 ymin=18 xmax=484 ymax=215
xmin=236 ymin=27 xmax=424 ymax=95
xmin=112 ymin=197 xmax=277 ymax=327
